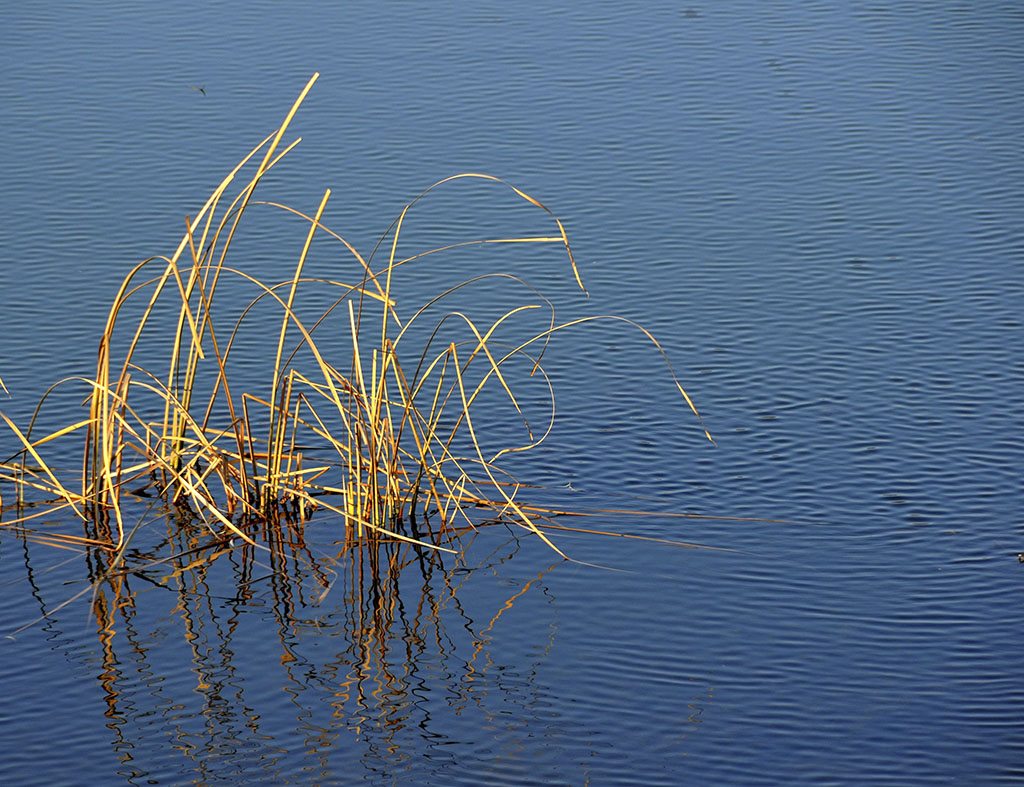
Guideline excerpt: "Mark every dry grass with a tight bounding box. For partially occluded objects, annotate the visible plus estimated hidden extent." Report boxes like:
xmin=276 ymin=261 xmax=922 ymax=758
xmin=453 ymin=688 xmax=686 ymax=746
xmin=0 ymin=73 xmax=711 ymax=572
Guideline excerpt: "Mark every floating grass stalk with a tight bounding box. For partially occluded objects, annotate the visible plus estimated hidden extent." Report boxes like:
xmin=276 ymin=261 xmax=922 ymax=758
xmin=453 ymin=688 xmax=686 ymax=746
xmin=0 ymin=72 xmax=712 ymax=567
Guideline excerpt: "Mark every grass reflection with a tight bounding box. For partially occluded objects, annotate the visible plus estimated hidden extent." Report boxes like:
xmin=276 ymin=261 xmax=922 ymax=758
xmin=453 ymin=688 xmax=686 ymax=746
xmin=7 ymin=514 xmax=562 ymax=780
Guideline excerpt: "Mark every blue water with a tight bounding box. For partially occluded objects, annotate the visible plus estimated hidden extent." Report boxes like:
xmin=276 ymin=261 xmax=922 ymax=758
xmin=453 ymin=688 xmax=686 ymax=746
xmin=2 ymin=2 xmax=1023 ymax=784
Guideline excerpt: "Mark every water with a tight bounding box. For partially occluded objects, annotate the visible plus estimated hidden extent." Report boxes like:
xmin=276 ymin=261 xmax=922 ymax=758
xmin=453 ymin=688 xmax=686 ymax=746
xmin=2 ymin=2 xmax=1023 ymax=784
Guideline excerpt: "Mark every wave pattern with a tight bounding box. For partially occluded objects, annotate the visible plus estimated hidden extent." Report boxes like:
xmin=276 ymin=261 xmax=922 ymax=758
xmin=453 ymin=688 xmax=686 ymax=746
xmin=1 ymin=1 xmax=1022 ymax=784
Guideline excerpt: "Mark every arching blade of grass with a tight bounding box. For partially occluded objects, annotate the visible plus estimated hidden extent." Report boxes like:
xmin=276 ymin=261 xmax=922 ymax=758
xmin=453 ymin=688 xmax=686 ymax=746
xmin=0 ymin=411 xmax=87 ymax=519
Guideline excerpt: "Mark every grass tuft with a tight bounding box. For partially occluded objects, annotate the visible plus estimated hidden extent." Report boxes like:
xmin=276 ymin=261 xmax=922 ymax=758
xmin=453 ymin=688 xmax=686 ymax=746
xmin=0 ymin=73 xmax=711 ymax=568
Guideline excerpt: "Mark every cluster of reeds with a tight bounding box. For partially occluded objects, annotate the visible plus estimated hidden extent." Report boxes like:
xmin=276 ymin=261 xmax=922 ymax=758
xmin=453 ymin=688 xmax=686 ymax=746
xmin=0 ymin=73 xmax=710 ymax=567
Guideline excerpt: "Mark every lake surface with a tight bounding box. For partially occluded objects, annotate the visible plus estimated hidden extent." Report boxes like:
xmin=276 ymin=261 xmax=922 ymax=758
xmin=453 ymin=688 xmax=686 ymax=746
xmin=2 ymin=2 xmax=1022 ymax=784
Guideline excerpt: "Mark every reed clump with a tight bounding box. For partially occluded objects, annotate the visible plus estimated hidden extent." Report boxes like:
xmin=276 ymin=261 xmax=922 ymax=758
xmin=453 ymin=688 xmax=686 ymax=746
xmin=0 ymin=73 xmax=710 ymax=565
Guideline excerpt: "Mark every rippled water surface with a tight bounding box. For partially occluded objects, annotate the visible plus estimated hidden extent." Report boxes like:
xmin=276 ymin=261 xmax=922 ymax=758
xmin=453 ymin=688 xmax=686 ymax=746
xmin=2 ymin=2 xmax=1022 ymax=784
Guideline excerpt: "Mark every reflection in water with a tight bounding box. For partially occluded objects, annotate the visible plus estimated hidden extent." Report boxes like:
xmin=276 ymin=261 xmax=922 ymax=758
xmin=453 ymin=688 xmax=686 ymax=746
xmin=11 ymin=511 xmax=572 ymax=783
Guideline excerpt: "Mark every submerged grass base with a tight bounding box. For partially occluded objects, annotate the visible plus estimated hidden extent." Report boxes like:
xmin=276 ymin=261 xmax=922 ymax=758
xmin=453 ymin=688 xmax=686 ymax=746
xmin=0 ymin=73 xmax=712 ymax=589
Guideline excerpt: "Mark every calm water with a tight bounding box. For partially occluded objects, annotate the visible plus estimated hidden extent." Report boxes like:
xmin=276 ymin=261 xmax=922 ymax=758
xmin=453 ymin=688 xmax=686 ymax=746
xmin=2 ymin=2 xmax=1023 ymax=784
